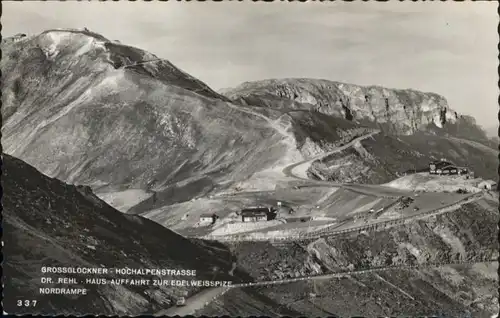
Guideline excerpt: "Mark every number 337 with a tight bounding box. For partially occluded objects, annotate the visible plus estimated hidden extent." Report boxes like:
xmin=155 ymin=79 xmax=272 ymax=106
xmin=17 ymin=300 xmax=37 ymax=307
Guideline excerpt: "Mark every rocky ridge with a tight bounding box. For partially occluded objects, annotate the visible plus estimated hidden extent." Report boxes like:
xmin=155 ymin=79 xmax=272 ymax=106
xmin=222 ymin=78 xmax=462 ymax=136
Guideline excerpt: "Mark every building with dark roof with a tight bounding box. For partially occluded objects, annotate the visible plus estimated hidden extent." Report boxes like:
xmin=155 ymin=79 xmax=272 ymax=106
xmin=240 ymin=207 xmax=276 ymax=222
xmin=429 ymin=160 xmax=454 ymax=174
xmin=429 ymin=160 xmax=469 ymax=176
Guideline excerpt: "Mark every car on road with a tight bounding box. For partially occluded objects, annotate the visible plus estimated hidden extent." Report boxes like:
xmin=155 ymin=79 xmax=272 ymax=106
xmin=176 ymin=297 xmax=186 ymax=307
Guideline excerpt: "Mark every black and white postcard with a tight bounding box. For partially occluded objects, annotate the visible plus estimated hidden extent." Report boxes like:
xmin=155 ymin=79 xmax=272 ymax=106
xmin=2 ymin=1 xmax=498 ymax=317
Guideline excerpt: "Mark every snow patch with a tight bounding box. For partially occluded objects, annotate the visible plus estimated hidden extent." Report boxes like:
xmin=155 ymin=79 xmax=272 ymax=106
xmin=98 ymin=72 xmax=127 ymax=92
xmin=295 ymin=92 xmax=317 ymax=105
xmin=45 ymin=31 xmax=68 ymax=47
xmin=41 ymin=31 xmax=106 ymax=57
xmin=41 ymin=32 xmax=72 ymax=58
xmin=74 ymin=37 xmax=99 ymax=56
xmin=421 ymin=103 xmax=431 ymax=112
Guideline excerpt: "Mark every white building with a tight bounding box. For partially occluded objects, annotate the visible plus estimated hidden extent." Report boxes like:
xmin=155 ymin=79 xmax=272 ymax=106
xmin=199 ymin=214 xmax=214 ymax=223
xmin=478 ymin=180 xmax=497 ymax=190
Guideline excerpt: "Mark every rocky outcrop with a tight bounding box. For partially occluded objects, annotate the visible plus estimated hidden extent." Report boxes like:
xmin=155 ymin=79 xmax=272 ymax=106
xmin=222 ymin=78 xmax=459 ymax=136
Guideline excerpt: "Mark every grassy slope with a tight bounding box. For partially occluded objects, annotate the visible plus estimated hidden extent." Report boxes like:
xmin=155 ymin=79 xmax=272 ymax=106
xmin=2 ymin=154 xmax=253 ymax=315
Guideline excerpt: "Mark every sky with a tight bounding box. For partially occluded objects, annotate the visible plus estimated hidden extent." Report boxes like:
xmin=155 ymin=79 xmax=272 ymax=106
xmin=3 ymin=1 xmax=498 ymax=130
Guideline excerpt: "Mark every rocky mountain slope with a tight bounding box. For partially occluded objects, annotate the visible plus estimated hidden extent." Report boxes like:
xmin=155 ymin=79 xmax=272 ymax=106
xmin=12 ymin=151 xmax=491 ymax=317
xmin=0 ymin=30 xmax=289 ymax=210
xmin=2 ymin=28 xmax=498 ymax=318
xmin=3 ymin=29 xmax=495 ymax=217
xmin=2 ymin=153 xmax=254 ymax=315
xmin=222 ymin=79 xmax=498 ymax=184
xmin=215 ymin=198 xmax=499 ymax=316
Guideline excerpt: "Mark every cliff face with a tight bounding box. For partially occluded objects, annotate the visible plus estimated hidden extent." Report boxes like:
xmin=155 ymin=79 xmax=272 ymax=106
xmin=222 ymin=78 xmax=459 ymax=136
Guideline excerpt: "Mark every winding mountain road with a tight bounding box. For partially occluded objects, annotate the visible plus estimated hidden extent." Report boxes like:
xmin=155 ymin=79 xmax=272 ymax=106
xmin=282 ymin=131 xmax=378 ymax=182
xmin=153 ymin=258 xmax=496 ymax=316
xmin=154 ymin=108 xmax=494 ymax=316
xmin=281 ymin=130 xmax=413 ymax=198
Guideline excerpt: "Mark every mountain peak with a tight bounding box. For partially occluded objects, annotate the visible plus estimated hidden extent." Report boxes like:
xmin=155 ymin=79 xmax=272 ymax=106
xmin=1 ymin=29 xmax=227 ymax=102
